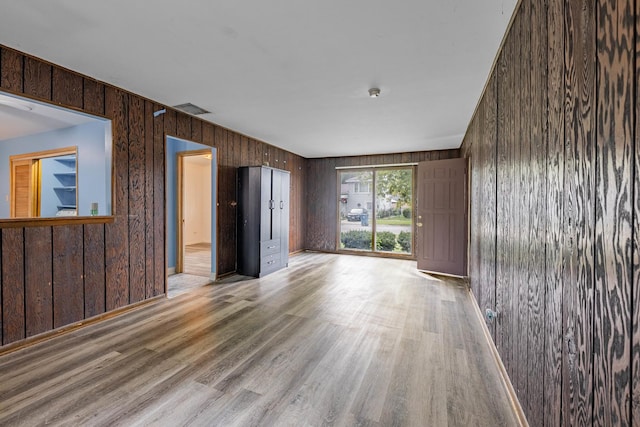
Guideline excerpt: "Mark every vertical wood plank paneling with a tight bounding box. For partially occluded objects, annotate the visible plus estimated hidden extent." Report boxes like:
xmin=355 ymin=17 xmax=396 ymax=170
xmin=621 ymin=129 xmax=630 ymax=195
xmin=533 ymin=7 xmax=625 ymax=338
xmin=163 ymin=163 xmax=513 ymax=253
xmin=216 ymin=127 xmax=236 ymax=274
xmin=23 ymin=57 xmax=51 ymax=100
xmin=52 ymin=67 xmax=83 ymax=109
xmin=52 ymin=226 xmax=83 ymax=328
xmin=467 ymin=115 xmax=481 ymax=306
xmin=104 ymin=87 xmax=130 ymax=311
xmin=176 ymin=113 xmax=191 ymax=140
xmin=525 ymin=1 xmax=548 ymax=424
xmin=144 ymin=101 xmax=155 ymax=299
xmin=562 ymin=1 xmax=579 ymax=423
xmin=83 ymin=79 xmax=105 ymax=116
xmin=506 ymin=15 xmax=520 ymax=382
xmin=203 ymin=123 xmax=214 ymax=146
xmin=593 ymin=1 xmax=634 ymax=424
xmin=240 ymin=135 xmax=249 ymax=166
xmin=499 ymin=7 xmax=514 ymax=378
xmin=515 ymin=6 xmax=531 ymax=398
xmin=544 ymin=0 xmax=565 ymax=424
xmin=633 ymin=0 xmax=640 ymax=420
xmin=225 ymin=130 xmax=238 ymax=273
xmin=153 ymin=103 xmax=166 ymax=296
xmin=563 ymin=0 xmax=597 ymax=424
xmin=495 ymin=41 xmax=512 ymax=372
xmin=191 ymin=117 xmax=202 ymax=144
xmin=1 ymin=229 xmax=25 ymax=345
xmin=24 ymin=227 xmax=52 ymax=337
xmin=214 ymin=126 xmax=225 ymax=274
xmin=83 ymin=224 xmax=105 ymax=317
xmin=164 ymin=110 xmax=177 ymax=140
xmin=305 ymin=158 xmax=337 ymax=251
xmin=0 ymin=48 xmax=23 ymax=91
xmin=481 ymin=73 xmax=498 ymax=340
xmin=128 ymin=95 xmax=146 ymax=304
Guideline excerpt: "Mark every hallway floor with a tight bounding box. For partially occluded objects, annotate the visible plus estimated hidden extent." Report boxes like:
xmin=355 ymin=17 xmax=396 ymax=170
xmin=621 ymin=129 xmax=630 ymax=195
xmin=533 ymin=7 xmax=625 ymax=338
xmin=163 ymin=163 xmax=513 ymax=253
xmin=183 ymin=242 xmax=212 ymax=277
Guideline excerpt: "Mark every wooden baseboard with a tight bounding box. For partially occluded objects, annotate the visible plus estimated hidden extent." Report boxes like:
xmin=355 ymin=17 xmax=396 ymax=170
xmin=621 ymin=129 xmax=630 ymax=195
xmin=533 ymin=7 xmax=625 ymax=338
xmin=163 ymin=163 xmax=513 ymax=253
xmin=0 ymin=295 xmax=165 ymax=357
xmin=468 ymin=289 xmax=529 ymax=427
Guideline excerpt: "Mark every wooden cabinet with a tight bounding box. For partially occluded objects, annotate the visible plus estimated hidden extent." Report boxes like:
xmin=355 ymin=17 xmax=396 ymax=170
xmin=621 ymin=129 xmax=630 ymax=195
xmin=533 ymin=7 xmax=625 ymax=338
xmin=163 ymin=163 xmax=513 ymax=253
xmin=237 ymin=166 xmax=290 ymax=277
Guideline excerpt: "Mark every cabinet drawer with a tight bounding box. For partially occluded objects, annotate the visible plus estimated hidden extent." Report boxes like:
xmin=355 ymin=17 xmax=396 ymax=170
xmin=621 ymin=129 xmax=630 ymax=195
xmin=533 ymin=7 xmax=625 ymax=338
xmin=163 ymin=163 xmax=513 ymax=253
xmin=261 ymin=240 xmax=280 ymax=256
xmin=261 ymin=253 xmax=281 ymax=271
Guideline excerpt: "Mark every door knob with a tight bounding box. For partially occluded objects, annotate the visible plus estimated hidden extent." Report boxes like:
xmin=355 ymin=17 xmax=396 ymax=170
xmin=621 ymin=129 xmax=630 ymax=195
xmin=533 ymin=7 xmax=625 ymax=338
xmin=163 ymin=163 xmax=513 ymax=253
xmin=417 ymin=222 xmax=423 ymax=227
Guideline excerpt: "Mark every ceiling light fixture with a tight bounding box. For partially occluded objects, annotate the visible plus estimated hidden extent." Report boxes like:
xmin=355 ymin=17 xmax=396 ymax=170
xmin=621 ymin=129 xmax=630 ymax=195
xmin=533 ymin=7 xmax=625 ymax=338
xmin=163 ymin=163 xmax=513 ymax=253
xmin=368 ymin=88 xmax=381 ymax=98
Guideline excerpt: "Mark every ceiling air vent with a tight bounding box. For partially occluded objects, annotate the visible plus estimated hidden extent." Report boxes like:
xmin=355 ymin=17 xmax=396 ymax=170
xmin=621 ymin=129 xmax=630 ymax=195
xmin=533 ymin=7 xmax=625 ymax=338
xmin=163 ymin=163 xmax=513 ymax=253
xmin=172 ymin=103 xmax=210 ymax=115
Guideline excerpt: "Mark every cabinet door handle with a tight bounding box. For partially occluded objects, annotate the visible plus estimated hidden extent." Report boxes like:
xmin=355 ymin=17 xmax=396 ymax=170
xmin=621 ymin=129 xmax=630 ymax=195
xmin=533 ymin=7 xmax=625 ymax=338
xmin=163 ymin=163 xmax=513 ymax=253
xmin=280 ymin=201 xmax=284 ymax=209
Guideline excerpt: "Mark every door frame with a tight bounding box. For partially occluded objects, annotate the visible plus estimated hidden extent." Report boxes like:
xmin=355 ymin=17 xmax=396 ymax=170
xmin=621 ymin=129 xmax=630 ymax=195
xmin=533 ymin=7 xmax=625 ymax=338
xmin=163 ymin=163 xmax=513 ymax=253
xmin=9 ymin=146 xmax=77 ymax=218
xmin=175 ymin=148 xmax=212 ymax=274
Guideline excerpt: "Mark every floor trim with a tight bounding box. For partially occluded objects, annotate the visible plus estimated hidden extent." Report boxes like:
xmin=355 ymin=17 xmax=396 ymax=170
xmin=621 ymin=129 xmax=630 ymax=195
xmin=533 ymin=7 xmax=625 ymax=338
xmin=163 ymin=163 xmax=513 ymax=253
xmin=0 ymin=295 xmax=165 ymax=357
xmin=468 ymin=289 xmax=529 ymax=427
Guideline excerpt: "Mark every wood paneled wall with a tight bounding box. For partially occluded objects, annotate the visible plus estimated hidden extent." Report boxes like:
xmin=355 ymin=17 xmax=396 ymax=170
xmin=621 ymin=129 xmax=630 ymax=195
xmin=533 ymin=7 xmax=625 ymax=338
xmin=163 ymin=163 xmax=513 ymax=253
xmin=0 ymin=45 xmax=306 ymax=348
xmin=305 ymin=150 xmax=459 ymax=252
xmin=461 ymin=0 xmax=638 ymax=424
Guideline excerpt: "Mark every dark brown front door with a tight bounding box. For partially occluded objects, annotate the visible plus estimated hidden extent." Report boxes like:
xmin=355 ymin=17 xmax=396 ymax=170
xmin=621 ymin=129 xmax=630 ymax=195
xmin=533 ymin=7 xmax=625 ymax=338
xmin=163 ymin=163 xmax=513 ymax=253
xmin=416 ymin=158 xmax=467 ymax=276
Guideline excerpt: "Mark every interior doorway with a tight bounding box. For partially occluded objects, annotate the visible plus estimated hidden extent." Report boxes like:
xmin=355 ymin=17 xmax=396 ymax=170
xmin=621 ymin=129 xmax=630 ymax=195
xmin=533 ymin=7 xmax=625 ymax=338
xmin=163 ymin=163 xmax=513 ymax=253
xmin=178 ymin=151 xmax=212 ymax=277
xmin=165 ymin=136 xmax=217 ymax=298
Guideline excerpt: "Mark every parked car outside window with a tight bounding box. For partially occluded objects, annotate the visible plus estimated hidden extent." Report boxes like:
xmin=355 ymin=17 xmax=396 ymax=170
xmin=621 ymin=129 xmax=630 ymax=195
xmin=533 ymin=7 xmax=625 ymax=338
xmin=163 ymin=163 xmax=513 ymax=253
xmin=347 ymin=208 xmax=368 ymax=221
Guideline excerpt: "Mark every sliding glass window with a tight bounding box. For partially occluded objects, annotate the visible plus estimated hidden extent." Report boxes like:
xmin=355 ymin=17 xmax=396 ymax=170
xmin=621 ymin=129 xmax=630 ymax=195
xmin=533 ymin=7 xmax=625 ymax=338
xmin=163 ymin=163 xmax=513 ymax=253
xmin=338 ymin=167 xmax=413 ymax=255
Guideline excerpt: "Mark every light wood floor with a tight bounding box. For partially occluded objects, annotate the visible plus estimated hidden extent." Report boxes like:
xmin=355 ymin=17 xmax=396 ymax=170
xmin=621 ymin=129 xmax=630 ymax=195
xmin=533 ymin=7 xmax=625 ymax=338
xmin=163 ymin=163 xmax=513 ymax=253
xmin=184 ymin=243 xmax=212 ymax=278
xmin=0 ymin=253 xmax=519 ymax=426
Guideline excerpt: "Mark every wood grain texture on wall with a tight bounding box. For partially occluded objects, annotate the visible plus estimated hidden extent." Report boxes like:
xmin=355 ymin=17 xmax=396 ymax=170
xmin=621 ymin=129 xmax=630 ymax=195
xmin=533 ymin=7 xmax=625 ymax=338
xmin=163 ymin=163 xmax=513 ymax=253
xmin=563 ymin=0 xmax=596 ymax=424
xmin=544 ymin=0 xmax=565 ymax=424
xmin=593 ymin=1 xmax=633 ymax=424
xmin=462 ymin=0 xmax=640 ymax=424
xmin=495 ymin=29 xmax=513 ymax=381
xmin=1 ymin=229 xmax=24 ymax=344
xmin=52 ymin=225 xmax=84 ymax=329
xmin=0 ymin=44 xmax=306 ymax=348
xmin=305 ymin=150 xmax=459 ymax=253
xmin=525 ymin=2 xmax=547 ymax=424
xmin=634 ymin=0 xmax=640 ymax=419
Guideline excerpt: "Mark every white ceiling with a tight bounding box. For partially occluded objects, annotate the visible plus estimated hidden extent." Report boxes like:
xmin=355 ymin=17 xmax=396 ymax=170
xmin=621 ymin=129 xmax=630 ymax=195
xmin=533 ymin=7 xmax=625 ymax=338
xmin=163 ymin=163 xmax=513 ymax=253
xmin=0 ymin=1 xmax=518 ymax=158
xmin=0 ymin=94 xmax=96 ymax=140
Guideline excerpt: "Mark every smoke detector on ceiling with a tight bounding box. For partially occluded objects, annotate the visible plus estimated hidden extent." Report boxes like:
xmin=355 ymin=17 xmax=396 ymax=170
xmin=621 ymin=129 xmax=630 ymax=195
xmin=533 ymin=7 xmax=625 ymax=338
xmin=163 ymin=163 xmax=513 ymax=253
xmin=368 ymin=88 xmax=381 ymax=98
xmin=173 ymin=103 xmax=210 ymax=115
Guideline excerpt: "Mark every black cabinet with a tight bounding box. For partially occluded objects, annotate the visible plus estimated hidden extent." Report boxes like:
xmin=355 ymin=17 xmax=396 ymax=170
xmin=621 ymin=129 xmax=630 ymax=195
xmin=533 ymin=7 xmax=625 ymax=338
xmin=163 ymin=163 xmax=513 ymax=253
xmin=237 ymin=166 xmax=290 ymax=277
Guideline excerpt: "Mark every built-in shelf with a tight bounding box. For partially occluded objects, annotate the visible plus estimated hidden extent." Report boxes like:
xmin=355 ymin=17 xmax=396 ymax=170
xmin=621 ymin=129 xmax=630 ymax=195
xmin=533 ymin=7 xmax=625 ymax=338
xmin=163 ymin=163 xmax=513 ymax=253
xmin=53 ymin=172 xmax=76 ymax=187
xmin=55 ymin=158 xmax=76 ymax=168
xmin=52 ymin=155 xmax=77 ymax=213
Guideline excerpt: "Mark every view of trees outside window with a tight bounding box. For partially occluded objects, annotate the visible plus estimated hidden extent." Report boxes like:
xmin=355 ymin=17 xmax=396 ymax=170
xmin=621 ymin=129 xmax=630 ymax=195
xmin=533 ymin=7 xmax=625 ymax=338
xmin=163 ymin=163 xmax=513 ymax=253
xmin=338 ymin=168 xmax=412 ymax=254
